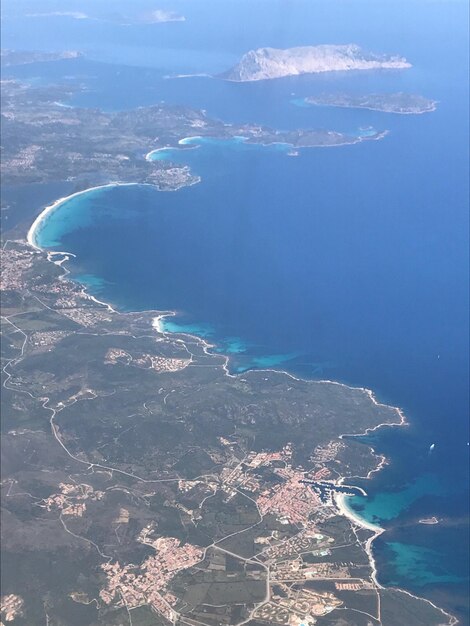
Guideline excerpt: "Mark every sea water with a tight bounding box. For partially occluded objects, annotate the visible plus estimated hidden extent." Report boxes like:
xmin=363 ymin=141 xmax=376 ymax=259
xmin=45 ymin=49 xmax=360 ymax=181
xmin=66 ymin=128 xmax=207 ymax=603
xmin=5 ymin=0 xmax=469 ymax=620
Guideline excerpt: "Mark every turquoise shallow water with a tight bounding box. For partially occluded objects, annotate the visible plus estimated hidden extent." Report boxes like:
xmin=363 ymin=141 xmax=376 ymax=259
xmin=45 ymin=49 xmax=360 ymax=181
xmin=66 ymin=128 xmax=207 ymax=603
xmin=160 ymin=319 xmax=215 ymax=338
xmin=147 ymin=135 xmax=294 ymax=167
xmin=386 ymin=542 xmax=466 ymax=587
xmin=213 ymin=337 xmax=249 ymax=355
xmin=32 ymin=186 xmax=125 ymax=249
xmin=74 ymin=273 xmax=110 ymax=292
xmin=349 ymin=473 xmax=446 ymax=523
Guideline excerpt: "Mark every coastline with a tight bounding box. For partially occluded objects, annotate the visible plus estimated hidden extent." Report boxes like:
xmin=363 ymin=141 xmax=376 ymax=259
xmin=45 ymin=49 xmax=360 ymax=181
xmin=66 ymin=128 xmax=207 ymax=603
xmin=334 ymin=492 xmax=458 ymax=625
xmin=300 ymin=99 xmax=438 ymax=115
xmin=26 ymin=178 xmax=410 ymax=463
xmin=334 ymin=491 xmax=385 ymax=588
xmin=23 ymin=184 xmax=457 ymax=625
xmin=26 ymin=182 xmax=141 ymax=251
xmin=335 ymin=492 xmax=382 ymax=533
xmin=26 ymin=178 xmax=197 ymax=252
xmin=145 ymin=135 xmax=248 ymax=161
xmin=145 ymin=130 xmax=388 ymax=163
xmin=25 ymin=181 xmax=410 ymax=525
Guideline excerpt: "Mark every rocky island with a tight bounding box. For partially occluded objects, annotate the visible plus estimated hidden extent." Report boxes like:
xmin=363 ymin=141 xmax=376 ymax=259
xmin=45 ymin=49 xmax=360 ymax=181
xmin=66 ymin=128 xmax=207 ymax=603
xmin=221 ymin=44 xmax=411 ymax=82
xmin=303 ymin=92 xmax=438 ymax=114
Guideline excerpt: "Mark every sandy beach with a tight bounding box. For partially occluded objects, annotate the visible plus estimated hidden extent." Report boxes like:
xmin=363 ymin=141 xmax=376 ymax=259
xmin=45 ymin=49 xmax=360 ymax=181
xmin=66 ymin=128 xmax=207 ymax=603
xmin=335 ymin=492 xmax=383 ymax=533
xmin=26 ymin=182 xmax=142 ymax=251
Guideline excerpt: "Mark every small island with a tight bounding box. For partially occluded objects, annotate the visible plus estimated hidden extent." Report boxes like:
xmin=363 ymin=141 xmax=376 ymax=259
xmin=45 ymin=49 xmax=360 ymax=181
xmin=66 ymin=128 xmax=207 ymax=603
xmin=419 ymin=516 xmax=440 ymax=525
xmin=303 ymin=92 xmax=437 ymax=114
xmin=221 ymin=44 xmax=411 ymax=82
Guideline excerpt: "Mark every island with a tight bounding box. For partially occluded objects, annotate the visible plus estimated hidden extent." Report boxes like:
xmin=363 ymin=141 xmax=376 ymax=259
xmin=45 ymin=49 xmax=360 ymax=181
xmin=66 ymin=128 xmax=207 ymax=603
xmin=419 ymin=516 xmax=440 ymax=525
xmin=303 ymin=92 xmax=438 ymax=114
xmin=221 ymin=44 xmax=411 ymax=82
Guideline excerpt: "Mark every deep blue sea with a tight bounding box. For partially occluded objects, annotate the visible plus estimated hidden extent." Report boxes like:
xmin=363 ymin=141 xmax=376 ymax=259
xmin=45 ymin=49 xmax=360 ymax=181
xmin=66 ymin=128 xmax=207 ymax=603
xmin=4 ymin=0 xmax=469 ymax=621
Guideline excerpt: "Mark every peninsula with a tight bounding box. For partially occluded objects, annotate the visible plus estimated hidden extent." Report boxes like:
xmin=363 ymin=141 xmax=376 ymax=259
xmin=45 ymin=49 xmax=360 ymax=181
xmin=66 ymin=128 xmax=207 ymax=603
xmin=0 ymin=49 xmax=81 ymax=67
xmin=0 ymin=78 xmax=386 ymax=193
xmin=303 ymin=92 xmax=438 ymax=114
xmin=221 ymin=44 xmax=411 ymax=82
